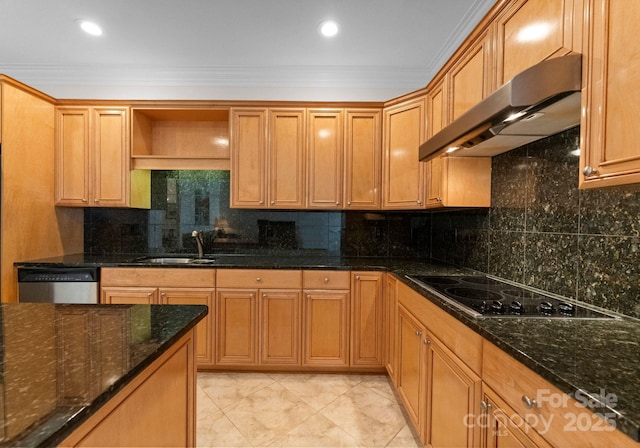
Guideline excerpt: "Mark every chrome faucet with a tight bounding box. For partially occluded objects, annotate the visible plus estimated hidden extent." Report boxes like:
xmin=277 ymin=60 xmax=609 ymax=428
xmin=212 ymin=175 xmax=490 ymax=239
xmin=191 ymin=230 xmax=204 ymax=258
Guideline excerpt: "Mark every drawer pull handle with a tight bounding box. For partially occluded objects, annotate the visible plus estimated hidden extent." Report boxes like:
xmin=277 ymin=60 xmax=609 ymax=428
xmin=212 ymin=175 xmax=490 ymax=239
xmin=324 ymin=277 xmax=329 ymax=283
xmin=256 ymin=277 xmax=261 ymax=282
xmin=415 ymin=330 xmax=422 ymax=336
xmin=522 ymin=395 xmax=538 ymax=409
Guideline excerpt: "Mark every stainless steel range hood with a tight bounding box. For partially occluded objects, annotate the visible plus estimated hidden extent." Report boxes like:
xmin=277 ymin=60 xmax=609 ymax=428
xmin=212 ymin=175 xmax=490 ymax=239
xmin=419 ymin=54 xmax=582 ymax=161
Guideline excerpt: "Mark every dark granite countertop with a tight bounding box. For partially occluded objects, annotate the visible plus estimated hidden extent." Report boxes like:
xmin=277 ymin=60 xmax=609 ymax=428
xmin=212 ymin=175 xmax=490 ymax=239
xmin=0 ymin=303 xmax=206 ymax=447
xmin=15 ymin=253 xmax=640 ymax=442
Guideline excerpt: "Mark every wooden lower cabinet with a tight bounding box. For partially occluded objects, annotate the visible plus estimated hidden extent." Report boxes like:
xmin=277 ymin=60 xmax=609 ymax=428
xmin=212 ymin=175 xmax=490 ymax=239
xmin=396 ymin=305 xmax=427 ymax=435
xmin=384 ymin=274 xmax=398 ymax=385
xmin=216 ymin=289 xmax=257 ymax=365
xmin=101 ymin=286 xmax=157 ymax=304
xmin=260 ymin=289 xmax=301 ymax=365
xmin=100 ymin=268 xmax=215 ymax=368
xmin=396 ymin=292 xmax=482 ymax=447
xmin=482 ymin=385 xmax=548 ymax=448
xmin=426 ymin=335 xmax=482 ymax=448
xmin=59 ymin=330 xmax=196 ymax=448
xmin=350 ymin=271 xmax=384 ymax=367
xmin=303 ymin=289 xmax=350 ymax=366
xmin=160 ymin=288 xmax=215 ymax=367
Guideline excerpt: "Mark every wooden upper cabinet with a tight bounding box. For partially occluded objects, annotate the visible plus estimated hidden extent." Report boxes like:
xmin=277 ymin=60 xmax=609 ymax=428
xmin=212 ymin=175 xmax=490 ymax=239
xmin=344 ymin=109 xmax=382 ymax=209
xmin=382 ymin=97 xmax=426 ymax=209
xmin=307 ymin=109 xmax=344 ymax=209
xmin=496 ymin=0 xmax=578 ymax=86
xmin=93 ymin=108 xmax=130 ymax=207
xmin=426 ymin=78 xmax=448 ymax=139
xmin=269 ymin=108 xmax=306 ymax=208
xmin=56 ymin=107 xmax=90 ymax=206
xmin=230 ymin=108 xmax=267 ymax=208
xmin=55 ymin=106 xmax=148 ymax=208
xmin=449 ymin=27 xmax=495 ymax=121
xmin=426 ymin=155 xmax=491 ymax=208
xmin=580 ymin=0 xmax=640 ymax=188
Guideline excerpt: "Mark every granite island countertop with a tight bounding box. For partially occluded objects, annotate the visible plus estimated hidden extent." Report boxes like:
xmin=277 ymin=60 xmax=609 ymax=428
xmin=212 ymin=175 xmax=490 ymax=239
xmin=15 ymin=253 xmax=640 ymax=442
xmin=0 ymin=302 xmax=206 ymax=447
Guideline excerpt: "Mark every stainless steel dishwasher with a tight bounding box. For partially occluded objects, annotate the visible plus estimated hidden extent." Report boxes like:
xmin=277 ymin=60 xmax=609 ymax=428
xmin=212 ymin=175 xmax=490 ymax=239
xmin=18 ymin=267 xmax=100 ymax=303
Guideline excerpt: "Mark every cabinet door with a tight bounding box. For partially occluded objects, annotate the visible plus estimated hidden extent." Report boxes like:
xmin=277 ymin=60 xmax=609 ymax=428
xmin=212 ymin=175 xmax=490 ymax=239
xmin=93 ymin=107 xmax=130 ymax=207
xmin=307 ymin=109 xmax=344 ymax=209
xmin=425 ymin=337 xmax=482 ymax=448
xmin=344 ymin=109 xmax=382 ymax=209
xmin=230 ymin=108 xmax=267 ymax=208
xmin=268 ymin=108 xmax=306 ymax=208
xmin=382 ymin=97 xmax=426 ymax=209
xmin=496 ymin=0 xmax=577 ymax=85
xmin=260 ymin=289 xmax=301 ymax=365
xmin=350 ymin=272 xmax=384 ymax=367
xmin=303 ymin=290 xmax=349 ymax=366
xmin=55 ymin=107 xmax=91 ymax=206
xmin=101 ymin=287 xmax=157 ymax=304
xmin=160 ymin=288 xmax=215 ymax=367
xmin=482 ymin=387 xmax=546 ymax=448
xmin=384 ymin=274 xmax=398 ymax=385
xmin=396 ymin=305 xmax=426 ymax=437
xmin=425 ymin=155 xmax=443 ymax=207
xmin=427 ymin=78 xmax=448 ymax=139
xmin=450 ymin=27 xmax=495 ymax=121
xmin=581 ymin=0 xmax=640 ymax=188
xmin=216 ymin=289 xmax=257 ymax=365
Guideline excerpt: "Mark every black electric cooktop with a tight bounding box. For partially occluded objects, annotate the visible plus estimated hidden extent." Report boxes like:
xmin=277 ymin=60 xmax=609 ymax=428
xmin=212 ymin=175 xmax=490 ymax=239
xmin=405 ymin=275 xmax=616 ymax=319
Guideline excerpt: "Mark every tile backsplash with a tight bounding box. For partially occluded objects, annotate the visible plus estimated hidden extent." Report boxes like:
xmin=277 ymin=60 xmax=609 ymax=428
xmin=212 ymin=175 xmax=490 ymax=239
xmin=84 ymin=127 xmax=640 ymax=317
xmin=432 ymin=127 xmax=640 ymax=318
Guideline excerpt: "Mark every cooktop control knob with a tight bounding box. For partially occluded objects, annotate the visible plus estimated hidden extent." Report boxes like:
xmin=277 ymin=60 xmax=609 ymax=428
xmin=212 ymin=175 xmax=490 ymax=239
xmin=539 ymin=301 xmax=555 ymax=315
xmin=510 ymin=300 xmax=524 ymax=315
xmin=558 ymin=302 xmax=576 ymax=316
xmin=490 ymin=300 xmax=505 ymax=314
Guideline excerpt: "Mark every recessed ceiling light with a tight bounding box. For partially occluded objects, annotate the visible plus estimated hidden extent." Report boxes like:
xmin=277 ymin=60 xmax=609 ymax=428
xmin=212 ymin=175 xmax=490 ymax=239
xmin=319 ymin=21 xmax=339 ymax=37
xmin=77 ymin=19 xmax=103 ymax=36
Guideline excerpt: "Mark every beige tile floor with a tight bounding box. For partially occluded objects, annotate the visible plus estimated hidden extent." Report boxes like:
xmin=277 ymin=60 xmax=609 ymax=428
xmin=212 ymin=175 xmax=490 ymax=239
xmin=197 ymin=372 xmax=423 ymax=447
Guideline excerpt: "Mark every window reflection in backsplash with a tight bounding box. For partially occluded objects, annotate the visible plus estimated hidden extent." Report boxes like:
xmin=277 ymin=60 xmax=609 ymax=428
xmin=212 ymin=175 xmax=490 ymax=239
xmin=148 ymin=170 xmax=345 ymax=254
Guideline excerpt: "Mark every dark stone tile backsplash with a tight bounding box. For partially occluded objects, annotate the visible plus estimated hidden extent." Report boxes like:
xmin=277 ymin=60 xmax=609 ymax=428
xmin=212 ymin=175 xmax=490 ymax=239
xmin=84 ymin=127 xmax=640 ymax=317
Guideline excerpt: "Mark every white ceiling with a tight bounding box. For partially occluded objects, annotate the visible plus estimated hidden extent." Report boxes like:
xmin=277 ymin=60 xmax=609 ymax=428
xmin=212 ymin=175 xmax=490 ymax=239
xmin=0 ymin=0 xmax=496 ymax=101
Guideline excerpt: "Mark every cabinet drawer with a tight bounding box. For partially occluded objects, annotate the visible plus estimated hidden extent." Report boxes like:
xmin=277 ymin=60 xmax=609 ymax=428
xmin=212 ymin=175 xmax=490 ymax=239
xmin=483 ymin=341 xmax=637 ymax=448
xmin=101 ymin=268 xmax=215 ymax=288
xmin=302 ymin=270 xmax=350 ymax=290
xmin=217 ymin=269 xmax=301 ymax=289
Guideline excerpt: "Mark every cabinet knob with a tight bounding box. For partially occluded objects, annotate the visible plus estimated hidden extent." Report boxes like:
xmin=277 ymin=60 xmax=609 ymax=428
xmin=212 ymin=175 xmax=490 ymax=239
xmin=423 ymin=339 xmax=431 ymax=345
xmin=271 ymin=200 xmax=275 ymax=205
xmin=259 ymin=200 xmax=264 ymax=205
xmin=583 ymin=166 xmax=598 ymax=176
xmin=521 ymin=395 xmax=538 ymax=409
xmin=355 ymin=275 xmax=361 ymax=280
xmin=480 ymin=401 xmax=492 ymax=411
xmin=347 ymin=201 xmax=351 ymax=206
xmin=256 ymin=277 xmax=261 ymax=282
xmin=94 ymin=199 xmax=99 ymax=203
xmin=147 ymin=293 xmax=152 ymax=298
xmin=262 ymin=293 xmax=267 ymax=298
xmin=335 ymin=201 xmax=340 ymax=205
xmin=250 ymin=294 xmax=254 ymax=299
xmin=324 ymin=277 xmax=329 ymax=283
xmin=82 ymin=198 xmax=88 ymax=203
xmin=436 ymin=197 xmax=442 ymax=202
xmin=415 ymin=330 xmax=422 ymax=336
xmin=417 ymin=200 xmax=422 ymax=205
xmin=307 ymin=294 xmax=311 ymax=299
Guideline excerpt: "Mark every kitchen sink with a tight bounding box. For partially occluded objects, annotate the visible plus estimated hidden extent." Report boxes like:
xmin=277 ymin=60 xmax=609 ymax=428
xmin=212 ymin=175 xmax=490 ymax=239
xmin=140 ymin=257 xmax=216 ymax=265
